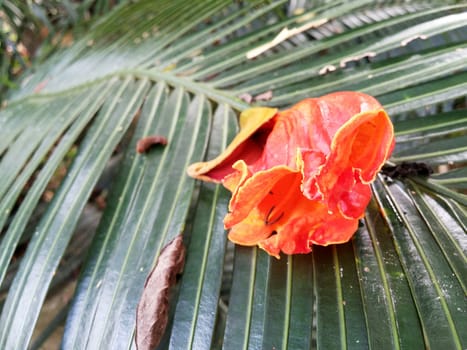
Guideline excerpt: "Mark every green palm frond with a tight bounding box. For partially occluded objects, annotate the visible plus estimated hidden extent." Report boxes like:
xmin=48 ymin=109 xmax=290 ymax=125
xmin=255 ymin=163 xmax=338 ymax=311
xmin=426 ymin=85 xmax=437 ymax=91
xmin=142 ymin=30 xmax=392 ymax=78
xmin=0 ymin=1 xmax=466 ymax=349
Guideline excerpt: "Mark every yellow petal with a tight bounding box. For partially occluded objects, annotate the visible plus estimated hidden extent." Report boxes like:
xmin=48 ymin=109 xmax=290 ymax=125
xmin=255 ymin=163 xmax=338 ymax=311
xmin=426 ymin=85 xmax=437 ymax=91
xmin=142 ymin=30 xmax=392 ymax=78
xmin=186 ymin=107 xmax=277 ymax=182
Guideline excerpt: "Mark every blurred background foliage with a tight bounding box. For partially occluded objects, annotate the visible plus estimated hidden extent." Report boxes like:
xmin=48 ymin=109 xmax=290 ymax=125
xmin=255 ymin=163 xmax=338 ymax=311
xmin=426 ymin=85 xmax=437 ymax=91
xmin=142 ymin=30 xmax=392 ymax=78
xmin=0 ymin=1 xmax=466 ymax=349
xmin=1 ymin=0 xmax=125 ymax=100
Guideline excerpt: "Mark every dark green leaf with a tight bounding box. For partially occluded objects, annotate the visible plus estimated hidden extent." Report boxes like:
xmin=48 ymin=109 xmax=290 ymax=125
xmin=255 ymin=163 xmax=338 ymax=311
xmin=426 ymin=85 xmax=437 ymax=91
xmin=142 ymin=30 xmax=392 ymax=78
xmin=1 ymin=1 xmax=466 ymax=349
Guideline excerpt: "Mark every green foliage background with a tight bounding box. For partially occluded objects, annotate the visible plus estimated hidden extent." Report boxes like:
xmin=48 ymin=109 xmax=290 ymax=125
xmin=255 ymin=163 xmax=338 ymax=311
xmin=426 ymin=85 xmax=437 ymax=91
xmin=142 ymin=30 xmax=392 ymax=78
xmin=0 ymin=1 xmax=466 ymax=349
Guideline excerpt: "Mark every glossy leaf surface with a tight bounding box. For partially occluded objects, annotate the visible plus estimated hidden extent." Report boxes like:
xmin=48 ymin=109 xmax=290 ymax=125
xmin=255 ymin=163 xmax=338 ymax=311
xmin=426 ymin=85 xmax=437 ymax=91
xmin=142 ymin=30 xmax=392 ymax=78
xmin=0 ymin=1 xmax=465 ymax=349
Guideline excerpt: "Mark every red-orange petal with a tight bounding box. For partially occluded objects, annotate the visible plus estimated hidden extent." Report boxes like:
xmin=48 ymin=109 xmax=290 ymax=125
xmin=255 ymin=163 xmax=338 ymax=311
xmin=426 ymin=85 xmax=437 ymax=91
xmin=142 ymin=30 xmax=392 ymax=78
xmin=257 ymin=205 xmax=360 ymax=257
xmin=311 ymin=109 xmax=394 ymax=218
xmin=224 ymin=164 xmax=299 ymax=228
xmin=187 ymin=91 xmax=395 ymax=258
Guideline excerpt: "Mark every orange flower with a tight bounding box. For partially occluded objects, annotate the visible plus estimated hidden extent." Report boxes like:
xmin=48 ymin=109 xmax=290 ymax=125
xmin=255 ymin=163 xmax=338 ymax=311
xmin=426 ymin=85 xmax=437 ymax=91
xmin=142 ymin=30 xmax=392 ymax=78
xmin=188 ymin=92 xmax=394 ymax=258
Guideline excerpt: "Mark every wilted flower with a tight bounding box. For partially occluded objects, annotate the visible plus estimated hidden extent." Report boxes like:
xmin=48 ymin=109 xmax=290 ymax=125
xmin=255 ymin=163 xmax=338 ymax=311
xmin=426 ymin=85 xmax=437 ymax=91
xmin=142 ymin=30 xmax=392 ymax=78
xmin=188 ymin=92 xmax=394 ymax=258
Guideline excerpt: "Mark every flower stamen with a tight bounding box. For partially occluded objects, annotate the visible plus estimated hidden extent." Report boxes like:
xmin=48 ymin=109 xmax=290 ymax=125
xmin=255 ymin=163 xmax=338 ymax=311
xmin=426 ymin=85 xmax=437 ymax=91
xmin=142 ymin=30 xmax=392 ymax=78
xmin=264 ymin=206 xmax=284 ymax=226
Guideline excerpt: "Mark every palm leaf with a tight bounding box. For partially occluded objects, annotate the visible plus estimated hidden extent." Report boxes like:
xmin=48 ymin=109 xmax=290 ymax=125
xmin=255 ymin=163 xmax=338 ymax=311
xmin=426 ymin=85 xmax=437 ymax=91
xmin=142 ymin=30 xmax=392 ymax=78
xmin=0 ymin=1 xmax=465 ymax=349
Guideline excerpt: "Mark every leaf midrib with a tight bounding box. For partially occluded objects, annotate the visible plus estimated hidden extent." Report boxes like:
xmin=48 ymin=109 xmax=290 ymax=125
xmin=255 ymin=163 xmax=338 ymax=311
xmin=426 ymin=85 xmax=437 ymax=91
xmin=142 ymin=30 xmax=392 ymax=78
xmin=6 ymin=68 xmax=249 ymax=112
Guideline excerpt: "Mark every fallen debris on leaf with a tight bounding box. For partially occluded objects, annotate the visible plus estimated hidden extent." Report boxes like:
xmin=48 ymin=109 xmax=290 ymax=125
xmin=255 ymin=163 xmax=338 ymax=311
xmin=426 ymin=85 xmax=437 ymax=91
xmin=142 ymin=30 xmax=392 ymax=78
xmin=319 ymin=64 xmax=337 ymax=75
xmin=340 ymin=52 xmax=376 ymax=68
xmin=239 ymin=91 xmax=273 ymax=104
xmin=246 ymin=18 xmax=328 ymax=59
xmin=253 ymin=90 xmax=273 ymax=102
xmin=136 ymin=135 xmax=168 ymax=154
xmin=401 ymin=34 xmax=427 ymax=47
xmin=238 ymin=93 xmax=253 ymax=104
xmin=381 ymin=162 xmax=433 ymax=179
xmin=135 ymin=234 xmax=186 ymax=350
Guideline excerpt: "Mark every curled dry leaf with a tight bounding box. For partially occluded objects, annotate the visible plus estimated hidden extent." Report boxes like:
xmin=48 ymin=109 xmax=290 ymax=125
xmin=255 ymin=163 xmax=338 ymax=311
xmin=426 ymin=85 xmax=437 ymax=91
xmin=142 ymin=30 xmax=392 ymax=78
xmin=135 ymin=234 xmax=186 ymax=350
xmin=136 ymin=135 xmax=168 ymax=154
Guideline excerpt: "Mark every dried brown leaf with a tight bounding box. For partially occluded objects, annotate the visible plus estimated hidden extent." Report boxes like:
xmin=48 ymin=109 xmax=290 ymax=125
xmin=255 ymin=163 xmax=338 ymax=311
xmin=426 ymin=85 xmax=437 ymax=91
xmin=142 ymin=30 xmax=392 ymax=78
xmin=135 ymin=235 xmax=186 ymax=350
